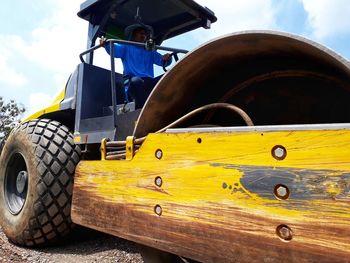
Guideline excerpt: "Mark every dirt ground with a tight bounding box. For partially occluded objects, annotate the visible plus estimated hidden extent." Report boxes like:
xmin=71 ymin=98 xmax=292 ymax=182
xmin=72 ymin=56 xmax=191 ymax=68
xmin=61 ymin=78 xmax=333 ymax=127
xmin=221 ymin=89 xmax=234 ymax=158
xmin=0 ymin=227 xmax=143 ymax=263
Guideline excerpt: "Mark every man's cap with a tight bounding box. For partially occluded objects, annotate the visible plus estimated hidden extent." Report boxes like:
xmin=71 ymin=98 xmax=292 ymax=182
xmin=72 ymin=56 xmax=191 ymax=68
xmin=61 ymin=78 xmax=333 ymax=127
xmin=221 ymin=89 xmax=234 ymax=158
xmin=124 ymin=23 xmax=154 ymax=40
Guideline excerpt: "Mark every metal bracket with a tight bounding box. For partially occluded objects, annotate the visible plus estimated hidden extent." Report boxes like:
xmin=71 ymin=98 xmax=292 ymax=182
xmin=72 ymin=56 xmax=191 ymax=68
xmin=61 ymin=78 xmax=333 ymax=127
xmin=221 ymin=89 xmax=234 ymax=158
xmin=126 ymin=136 xmax=135 ymax=160
xmin=100 ymin=138 xmax=108 ymax=161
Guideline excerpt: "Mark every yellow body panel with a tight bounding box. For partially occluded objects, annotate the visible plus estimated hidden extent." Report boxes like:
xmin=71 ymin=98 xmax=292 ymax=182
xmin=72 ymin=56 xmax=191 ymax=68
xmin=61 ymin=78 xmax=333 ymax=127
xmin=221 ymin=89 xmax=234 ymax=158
xmin=22 ymin=89 xmax=65 ymax=122
xmin=72 ymin=129 xmax=350 ymax=262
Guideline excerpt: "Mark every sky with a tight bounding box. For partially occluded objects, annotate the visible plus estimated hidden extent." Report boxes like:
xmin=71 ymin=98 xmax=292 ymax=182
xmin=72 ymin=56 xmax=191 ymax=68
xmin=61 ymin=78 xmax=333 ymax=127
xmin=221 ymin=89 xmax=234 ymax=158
xmin=0 ymin=0 xmax=350 ymax=117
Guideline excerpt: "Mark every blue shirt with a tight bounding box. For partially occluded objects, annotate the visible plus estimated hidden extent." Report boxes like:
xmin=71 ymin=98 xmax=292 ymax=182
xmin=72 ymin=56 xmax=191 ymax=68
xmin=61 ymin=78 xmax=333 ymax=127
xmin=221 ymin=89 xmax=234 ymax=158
xmin=106 ymin=44 xmax=171 ymax=78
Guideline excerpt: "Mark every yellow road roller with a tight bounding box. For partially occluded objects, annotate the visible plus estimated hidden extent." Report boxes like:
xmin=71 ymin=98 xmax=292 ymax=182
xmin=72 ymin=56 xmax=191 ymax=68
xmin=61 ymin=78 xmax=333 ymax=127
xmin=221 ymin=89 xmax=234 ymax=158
xmin=0 ymin=0 xmax=349 ymax=262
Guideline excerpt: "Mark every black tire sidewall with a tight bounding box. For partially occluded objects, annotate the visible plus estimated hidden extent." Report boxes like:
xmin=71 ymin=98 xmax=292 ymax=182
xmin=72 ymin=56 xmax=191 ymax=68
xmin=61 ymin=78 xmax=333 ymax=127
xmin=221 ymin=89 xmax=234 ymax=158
xmin=0 ymin=126 xmax=39 ymax=241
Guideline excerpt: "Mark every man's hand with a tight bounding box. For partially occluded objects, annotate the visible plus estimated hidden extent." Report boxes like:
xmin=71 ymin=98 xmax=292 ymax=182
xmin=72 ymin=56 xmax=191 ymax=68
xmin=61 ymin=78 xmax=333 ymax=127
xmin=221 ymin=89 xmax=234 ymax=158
xmin=162 ymin=53 xmax=171 ymax=61
xmin=99 ymin=37 xmax=106 ymax=46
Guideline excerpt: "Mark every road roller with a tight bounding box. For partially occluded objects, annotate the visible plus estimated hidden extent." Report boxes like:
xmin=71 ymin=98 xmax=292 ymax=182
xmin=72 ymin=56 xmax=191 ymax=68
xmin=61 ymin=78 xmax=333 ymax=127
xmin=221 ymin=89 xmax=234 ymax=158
xmin=0 ymin=0 xmax=349 ymax=262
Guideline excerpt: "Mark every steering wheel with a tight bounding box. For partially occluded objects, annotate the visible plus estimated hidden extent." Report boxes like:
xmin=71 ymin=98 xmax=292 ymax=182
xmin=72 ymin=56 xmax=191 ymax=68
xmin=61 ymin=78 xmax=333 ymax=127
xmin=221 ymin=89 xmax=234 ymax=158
xmin=162 ymin=52 xmax=179 ymax=72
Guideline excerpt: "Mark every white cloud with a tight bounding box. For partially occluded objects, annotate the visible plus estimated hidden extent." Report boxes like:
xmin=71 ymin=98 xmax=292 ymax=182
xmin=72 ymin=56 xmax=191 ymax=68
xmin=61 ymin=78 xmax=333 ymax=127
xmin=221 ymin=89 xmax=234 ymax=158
xmin=14 ymin=0 xmax=87 ymax=87
xmin=0 ymin=0 xmax=278 ymax=92
xmin=300 ymin=0 xmax=350 ymax=39
xmin=0 ymin=54 xmax=28 ymax=88
xmin=0 ymin=40 xmax=28 ymax=88
xmin=6 ymin=0 xmax=122 ymax=87
xmin=28 ymin=92 xmax=53 ymax=115
xmin=0 ymin=1 xmax=87 ymax=88
xmin=0 ymin=0 xmax=112 ymax=102
xmin=195 ymin=0 xmax=278 ymax=41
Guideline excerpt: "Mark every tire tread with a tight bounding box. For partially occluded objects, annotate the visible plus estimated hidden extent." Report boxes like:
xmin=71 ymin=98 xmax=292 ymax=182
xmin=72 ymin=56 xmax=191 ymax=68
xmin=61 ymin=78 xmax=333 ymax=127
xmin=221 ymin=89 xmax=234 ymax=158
xmin=10 ymin=119 xmax=80 ymax=246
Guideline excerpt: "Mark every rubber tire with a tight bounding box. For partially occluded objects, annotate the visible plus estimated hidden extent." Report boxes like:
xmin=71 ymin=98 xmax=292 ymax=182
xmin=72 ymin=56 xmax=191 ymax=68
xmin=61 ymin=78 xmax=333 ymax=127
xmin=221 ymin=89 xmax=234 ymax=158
xmin=0 ymin=119 xmax=81 ymax=246
xmin=0 ymin=138 xmax=5 ymax=157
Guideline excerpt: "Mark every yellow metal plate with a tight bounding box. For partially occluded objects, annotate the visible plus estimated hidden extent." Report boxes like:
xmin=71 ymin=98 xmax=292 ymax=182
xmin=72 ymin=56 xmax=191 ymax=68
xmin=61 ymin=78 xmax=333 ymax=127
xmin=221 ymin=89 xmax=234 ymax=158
xmin=72 ymin=129 xmax=350 ymax=262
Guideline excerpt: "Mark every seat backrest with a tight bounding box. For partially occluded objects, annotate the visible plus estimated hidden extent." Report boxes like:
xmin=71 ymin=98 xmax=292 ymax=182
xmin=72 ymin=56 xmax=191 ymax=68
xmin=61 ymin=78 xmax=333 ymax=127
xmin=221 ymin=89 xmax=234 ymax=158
xmin=78 ymin=63 xmax=123 ymax=119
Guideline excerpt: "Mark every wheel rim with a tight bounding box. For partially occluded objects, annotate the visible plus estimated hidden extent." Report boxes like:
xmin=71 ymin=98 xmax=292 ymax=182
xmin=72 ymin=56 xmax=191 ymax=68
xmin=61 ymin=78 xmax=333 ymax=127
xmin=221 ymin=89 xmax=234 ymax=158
xmin=4 ymin=152 xmax=28 ymax=215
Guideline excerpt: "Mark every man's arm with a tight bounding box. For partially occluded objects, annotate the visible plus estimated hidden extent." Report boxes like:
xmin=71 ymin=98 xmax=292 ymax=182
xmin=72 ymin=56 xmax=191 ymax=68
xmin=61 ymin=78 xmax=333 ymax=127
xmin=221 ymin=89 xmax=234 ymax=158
xmin=99 ymin=37 xmax=124 ymax=59
xmin=153 ymin=52 xmax=172 ymax=67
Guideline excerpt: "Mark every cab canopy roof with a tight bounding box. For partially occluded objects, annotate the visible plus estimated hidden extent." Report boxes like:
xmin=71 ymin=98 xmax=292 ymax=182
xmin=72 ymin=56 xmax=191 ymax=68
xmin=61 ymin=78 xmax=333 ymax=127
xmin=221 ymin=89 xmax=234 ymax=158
xmin=78 ymin=0 xmax=217 ymax=42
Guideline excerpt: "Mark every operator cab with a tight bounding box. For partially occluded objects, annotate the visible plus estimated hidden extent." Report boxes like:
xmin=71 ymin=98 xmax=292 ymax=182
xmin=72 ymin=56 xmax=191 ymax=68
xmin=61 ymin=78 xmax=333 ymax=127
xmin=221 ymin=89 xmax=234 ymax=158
xmin=61 ymin=0 xmax=217 ymax=145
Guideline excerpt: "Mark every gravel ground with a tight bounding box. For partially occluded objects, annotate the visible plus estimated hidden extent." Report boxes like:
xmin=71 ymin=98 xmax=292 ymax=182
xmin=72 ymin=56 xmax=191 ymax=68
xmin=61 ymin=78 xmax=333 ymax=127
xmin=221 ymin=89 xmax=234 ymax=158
xmin=0 ymin=227 xmax=143 ymax=263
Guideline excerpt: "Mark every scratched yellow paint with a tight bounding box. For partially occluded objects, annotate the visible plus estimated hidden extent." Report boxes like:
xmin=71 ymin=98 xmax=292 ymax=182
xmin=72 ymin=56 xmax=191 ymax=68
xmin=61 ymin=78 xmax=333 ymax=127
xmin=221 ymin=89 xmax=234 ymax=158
xmin=75 ymin=129 xmax=350 ymax=219
xmin=73 ymin=129 xmax=350 ymax=254
xmin=22 ymin=88 xmax=65 ymax=122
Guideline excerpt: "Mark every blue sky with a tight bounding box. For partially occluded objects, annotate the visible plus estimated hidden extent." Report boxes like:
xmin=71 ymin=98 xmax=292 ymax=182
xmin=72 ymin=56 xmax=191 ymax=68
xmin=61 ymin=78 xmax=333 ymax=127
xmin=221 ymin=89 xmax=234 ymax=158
xmin=1 ymin=0 xmax=350 ymax=116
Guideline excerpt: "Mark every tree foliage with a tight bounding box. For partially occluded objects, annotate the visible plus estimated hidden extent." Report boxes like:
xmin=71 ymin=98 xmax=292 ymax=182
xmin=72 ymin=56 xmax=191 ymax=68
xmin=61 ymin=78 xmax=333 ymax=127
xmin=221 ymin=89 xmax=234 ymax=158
xmin=0 ymin=97 xmax=25 ymax=141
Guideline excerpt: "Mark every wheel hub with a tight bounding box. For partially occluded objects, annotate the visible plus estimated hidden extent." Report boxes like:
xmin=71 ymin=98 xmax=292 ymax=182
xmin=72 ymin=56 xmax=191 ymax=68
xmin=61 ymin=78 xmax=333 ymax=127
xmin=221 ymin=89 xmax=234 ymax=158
xmin=5 ymin=153 xmax=28 ymax=215
xmin=16 ymin=171 xmax=28 ymax=194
